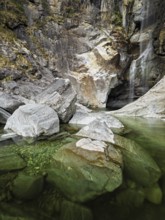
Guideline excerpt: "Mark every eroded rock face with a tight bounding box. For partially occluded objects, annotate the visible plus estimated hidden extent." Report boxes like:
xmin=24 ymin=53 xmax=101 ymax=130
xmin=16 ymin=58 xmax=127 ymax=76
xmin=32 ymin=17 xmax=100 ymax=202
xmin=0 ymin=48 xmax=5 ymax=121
xmin=4 ymin=104 xmax=59 ymax=137
xmin=111 ymin=76 xmax=165 ymax=119
xmin=35 ymin=78 xmax=77 ymax=123
xmin=47 ymin=138 xmax=122 ymax=202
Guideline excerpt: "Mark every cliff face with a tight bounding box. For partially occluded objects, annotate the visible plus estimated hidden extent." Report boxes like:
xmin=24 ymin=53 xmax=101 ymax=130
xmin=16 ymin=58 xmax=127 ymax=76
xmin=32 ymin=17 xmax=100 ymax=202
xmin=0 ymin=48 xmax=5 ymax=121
xmin=0 ymin=0 xmax=165 ymax=108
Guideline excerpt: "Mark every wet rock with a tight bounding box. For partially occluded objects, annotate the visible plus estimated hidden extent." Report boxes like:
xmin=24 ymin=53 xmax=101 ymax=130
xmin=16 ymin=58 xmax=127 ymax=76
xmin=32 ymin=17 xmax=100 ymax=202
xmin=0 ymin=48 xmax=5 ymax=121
xmin=0 ymin=92 xmax=24 ymax=113
xmin=35 ymin=78 xmax=77 ymax=123
xmin=0 ymin=153 xmax=26 ymax=173
xmin=4 ymin=104 xmax=59 ymax=137
xmin=12 ymin=174 xmax=44 ymax=200
xmin=47 ymin=139 xmax=122 ymax=202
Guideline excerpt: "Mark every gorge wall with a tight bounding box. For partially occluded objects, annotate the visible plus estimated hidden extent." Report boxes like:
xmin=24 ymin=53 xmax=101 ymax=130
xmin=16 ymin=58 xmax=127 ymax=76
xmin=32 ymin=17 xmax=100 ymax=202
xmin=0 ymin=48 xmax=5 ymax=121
xmin=0 ymin=0 xmax=165 ymax=109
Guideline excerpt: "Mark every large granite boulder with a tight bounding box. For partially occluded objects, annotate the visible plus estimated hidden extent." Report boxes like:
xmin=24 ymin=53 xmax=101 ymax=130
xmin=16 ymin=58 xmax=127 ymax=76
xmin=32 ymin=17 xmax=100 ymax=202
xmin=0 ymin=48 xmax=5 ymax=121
xmin=4 ymin=104 xmax=59 ymax=138
xmin=35 ymin=78 xmax=77 ymax=123
xmin=69 ymin=103 xmax=126 ymax=134
xmin=0 ymin=92 xmax=24 ymax=113
xmin=47 ymin=138 xmax=122 ymax=202
xmin=0 ymin=107 xmax=11 ymax=124
xmin=111 ymin=76 xmax=165 ymax=119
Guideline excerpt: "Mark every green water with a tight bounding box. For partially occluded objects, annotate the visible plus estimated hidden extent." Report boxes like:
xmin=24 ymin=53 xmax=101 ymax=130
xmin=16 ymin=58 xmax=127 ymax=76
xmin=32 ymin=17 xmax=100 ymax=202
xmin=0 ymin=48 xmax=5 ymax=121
xmin=120 ymin=117 xmax=165 ymax=173
xmin=0 ymin=117 xmax=165 ymax=220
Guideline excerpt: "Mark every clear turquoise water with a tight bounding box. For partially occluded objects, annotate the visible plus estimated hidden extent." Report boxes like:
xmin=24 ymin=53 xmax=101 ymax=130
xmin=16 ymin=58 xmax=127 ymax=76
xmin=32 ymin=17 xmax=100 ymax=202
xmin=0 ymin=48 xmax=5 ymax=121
xmin=0 ymin=117 xmax=165 ymax=220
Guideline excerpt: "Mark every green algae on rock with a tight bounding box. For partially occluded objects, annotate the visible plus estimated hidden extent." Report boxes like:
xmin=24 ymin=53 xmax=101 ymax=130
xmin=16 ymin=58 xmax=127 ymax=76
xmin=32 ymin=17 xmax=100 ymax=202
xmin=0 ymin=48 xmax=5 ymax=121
xmin=47 ymin=140 xmax=122 ymax=202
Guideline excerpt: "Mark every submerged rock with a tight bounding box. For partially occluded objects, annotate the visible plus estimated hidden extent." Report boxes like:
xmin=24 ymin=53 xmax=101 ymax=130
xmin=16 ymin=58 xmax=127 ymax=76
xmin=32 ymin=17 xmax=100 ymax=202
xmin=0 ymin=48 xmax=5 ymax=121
xmin=114 ymin=135 xmax=161 ymax=186
xmin=0 ymin=153 xmax=26 ymax=173
xmin=12 ymin=174 xmax=44 ymax=200
xmin=111 ymin=76 xmax=165 ymax=119
xmin=4 ymin=104 xmax=59 ymax=137
xmin=144 ymin=183 xmax=163 ymax=205
xmin=47 ymin=138 xmax=122 ymax=202
xmin=61 ymin=200 xmax=93 ymax=220
xmin=35 ymin=78 xmax=77 ymax=123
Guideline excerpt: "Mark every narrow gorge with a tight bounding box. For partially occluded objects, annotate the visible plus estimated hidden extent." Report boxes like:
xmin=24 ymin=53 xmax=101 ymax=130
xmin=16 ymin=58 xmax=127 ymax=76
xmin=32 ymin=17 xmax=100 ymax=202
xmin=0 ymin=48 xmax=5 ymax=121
xmin=0 ymin=1 xmax=165 ymax=220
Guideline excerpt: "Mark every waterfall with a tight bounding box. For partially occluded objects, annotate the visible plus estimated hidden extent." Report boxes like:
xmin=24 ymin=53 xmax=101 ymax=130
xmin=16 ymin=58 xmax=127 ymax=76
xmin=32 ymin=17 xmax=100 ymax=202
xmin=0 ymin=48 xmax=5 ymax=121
xmin=129 ymin=60 xmax=136 ymax=101
xmin=129 ymin=0 xmax=156 ymax=101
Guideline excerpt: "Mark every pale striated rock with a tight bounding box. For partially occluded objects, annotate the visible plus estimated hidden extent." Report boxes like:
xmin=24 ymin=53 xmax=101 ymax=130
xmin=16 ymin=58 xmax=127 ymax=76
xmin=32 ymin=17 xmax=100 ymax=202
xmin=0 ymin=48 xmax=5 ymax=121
xmin=111 ymin=76 xmax=165 ymax=119
xmin=76 ymin=138 xmax=107 ymax=152
xmin=76 ymin=119 xmax=115 ymax=143
xmin=35 ymin=78 xmax=77 ymax=123
xmin=69 ymin=104 xmax=126 ymax=134
xmin=4 ymin=104 xmax=59 ymax=137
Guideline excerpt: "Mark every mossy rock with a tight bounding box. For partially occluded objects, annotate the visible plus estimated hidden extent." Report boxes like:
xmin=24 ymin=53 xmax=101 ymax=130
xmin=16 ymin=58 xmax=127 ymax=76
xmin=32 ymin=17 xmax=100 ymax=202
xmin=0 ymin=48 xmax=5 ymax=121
xmin=145 ymin=183 xmax=163 ymax=205
xmin=61 ymin=200 xmax=93 ymax=220
xmin=12 ymin=174 xmax=44 ymax=200
xmin=0 ymin=153 xmax=26 ymax=173
xmin=47 ymin=142 xmax=122 ymax=202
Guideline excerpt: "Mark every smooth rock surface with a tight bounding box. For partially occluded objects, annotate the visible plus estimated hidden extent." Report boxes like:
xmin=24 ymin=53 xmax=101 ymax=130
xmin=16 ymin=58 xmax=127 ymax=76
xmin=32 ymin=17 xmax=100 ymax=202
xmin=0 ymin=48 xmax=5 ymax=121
xmin=5 ymin=104 xmax=59 ymax=137
xmin=47 ymin=139 xmax=122 ymax=202
xmin=35 ymin=78 xmax=77 ymax=123
xmin=111 ymin=76 xmax=165 ymax=119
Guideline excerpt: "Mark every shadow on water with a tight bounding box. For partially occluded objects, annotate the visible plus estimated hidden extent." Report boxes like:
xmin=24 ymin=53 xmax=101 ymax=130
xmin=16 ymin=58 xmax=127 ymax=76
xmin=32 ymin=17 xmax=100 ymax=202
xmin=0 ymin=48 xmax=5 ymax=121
xmin=0 ymin=117 xmax=165 ymax=220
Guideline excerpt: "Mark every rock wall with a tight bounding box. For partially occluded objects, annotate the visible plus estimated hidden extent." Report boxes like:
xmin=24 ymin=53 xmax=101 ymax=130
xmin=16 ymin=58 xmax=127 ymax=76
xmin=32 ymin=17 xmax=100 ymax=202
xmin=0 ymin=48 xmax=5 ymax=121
xmin=0 ymin=0 xmax=165 ymax=109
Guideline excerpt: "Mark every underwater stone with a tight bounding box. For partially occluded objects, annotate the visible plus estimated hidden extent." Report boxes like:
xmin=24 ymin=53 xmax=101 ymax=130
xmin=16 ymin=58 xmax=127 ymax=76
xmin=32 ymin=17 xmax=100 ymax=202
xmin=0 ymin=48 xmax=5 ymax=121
xmin=12 ymin=174 xmax=44 ymax=200
xmin=0 ymin=153 xmax=26 ymax=173
xmin=47 ymin=140 xmax=122 ymax=202
xmin=114 ymin=135 xmax=161 ymax=186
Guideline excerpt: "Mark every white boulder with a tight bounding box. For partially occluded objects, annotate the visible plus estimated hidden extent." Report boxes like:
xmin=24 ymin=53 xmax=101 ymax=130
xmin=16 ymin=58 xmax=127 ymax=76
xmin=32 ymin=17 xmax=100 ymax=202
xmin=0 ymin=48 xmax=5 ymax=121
xmin=4 ymin=104 xmax=59 ymax=137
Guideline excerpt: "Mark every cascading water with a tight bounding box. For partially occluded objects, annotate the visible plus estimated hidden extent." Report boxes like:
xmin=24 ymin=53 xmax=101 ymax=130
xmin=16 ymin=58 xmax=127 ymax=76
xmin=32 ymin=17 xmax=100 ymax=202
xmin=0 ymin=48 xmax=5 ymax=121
xmin=128 ymin=0 xmax=156 ymax=101
xmin=129 ymin=60 xmax=136 ymax=101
